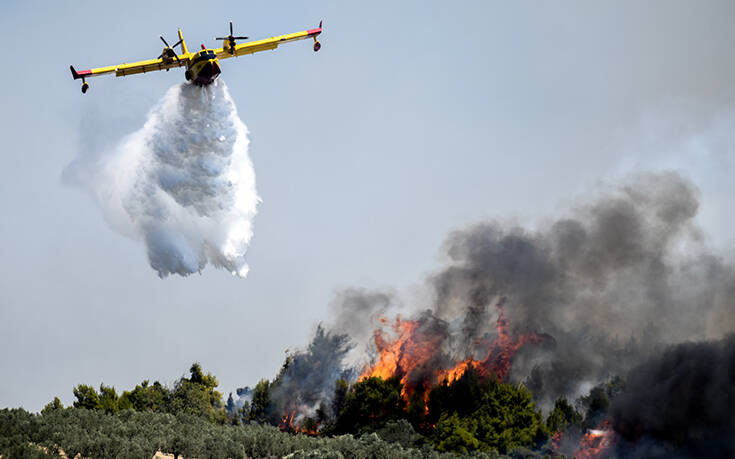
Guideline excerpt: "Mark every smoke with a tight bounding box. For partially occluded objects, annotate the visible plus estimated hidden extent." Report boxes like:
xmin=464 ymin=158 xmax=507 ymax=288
xmin=329 ymin=171 xmax=735 ymax=410
xmin=268 ymin=326 xmax=354 ymax=424
xmin=65 ymin=80 xmax=259 ymax=277
xmin=610 ymin=335 xmax=735 ymax=458
xmin=231 ymin=326 xmax=354 ymax=425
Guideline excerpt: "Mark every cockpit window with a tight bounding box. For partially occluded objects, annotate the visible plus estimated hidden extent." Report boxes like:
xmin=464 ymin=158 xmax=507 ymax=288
xmin=193 ymin=51 xmax=215 ymax=64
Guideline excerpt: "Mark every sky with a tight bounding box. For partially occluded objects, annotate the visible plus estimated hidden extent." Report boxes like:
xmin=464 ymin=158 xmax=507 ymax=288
xmin=1 ymin=1 xmax=734 ymax=412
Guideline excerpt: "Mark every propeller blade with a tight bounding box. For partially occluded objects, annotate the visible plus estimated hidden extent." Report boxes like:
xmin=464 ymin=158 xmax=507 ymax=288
xmin=215 ymin=37 xmax=227 ymax=40
xmin=158 ymin=53 xmax=164 ymax=59
xmin=160 ymin=36 xmax=170 ymax=47
xmin=230 ymin=21 xmax=233 ymax=35
xmin=172 ymin=39 xmax=183 ymax=49
xmin=233 ymin=36 xmax=248 ymax=39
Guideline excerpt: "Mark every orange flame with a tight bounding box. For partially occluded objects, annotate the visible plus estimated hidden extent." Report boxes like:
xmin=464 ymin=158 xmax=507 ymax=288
xmin=279 ymin=409 xmax=296 ymax=430
xmin=360 ymin=299 xmax=547 ymax=399
xmin=279 ymin=406 xmax=320 ymax=435
xmin=359 ymin=316 xmax=445 ymax=398
xmin=574 ymin=421 xmax=615 ymax=459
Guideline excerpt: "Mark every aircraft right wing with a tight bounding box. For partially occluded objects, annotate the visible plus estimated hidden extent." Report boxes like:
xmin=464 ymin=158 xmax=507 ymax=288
xmin=215 ymin=21 xmax=322 ymax=60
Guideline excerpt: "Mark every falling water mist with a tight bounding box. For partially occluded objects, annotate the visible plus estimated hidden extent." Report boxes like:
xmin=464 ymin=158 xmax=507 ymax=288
xmin=66 ymin=80 xmax=259 ymax=277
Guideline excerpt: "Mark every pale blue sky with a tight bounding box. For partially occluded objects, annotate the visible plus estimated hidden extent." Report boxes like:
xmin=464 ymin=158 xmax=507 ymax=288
xmin=1 ymin=1 xmax=734 ymax=411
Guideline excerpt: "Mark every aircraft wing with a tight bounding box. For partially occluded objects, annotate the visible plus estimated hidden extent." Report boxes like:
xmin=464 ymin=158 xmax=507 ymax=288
xmin=70 ymin=54 xmax=189 ymax=80
xmin=215 ymin=22 xmax=322 ymax=59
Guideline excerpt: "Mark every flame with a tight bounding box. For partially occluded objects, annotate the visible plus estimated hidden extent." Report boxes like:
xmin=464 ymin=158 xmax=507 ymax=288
xmin=574 ymin=421 xmax=615 ymax=459
xmin=550 ymin=431 xmax=563 ymax=451
xmin=278 ymin=406 xmax=320 ymax=435
xmin=279 ymin=409 xmax=296 ymax=431
xmin=436 ymin=358 xmax=478 ymax=384
xmin=360 ymin=298 xmax=547 ymax=400
xmin=360 ymin=316 xmax=445 ymax=398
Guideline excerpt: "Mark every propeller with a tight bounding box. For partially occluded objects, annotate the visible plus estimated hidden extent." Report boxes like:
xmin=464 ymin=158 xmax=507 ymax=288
xmin=158 ymin=35 xmax=183 ymax=61
xmin=215 ymin=21 xmax=248 ymax=54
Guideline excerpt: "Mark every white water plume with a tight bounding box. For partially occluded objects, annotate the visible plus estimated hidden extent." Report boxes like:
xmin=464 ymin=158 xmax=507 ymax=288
xmin=67 ymin=80 xmax=259 ymax=278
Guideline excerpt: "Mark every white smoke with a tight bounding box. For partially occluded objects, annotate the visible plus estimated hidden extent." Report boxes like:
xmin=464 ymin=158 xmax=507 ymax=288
xmin=67 ymin=80 xmax=259 ymax=278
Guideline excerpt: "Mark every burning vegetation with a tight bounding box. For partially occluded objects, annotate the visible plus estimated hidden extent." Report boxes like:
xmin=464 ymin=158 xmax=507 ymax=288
xmin=3 ymin=172 xmax=735 ymax=458
xmin=228 ymin=172 xmax=734 ymax=457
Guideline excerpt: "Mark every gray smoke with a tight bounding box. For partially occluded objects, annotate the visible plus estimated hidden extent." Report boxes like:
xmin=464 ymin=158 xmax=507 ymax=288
xmin=331 ymin=171 xmax=735 ymax=410
xmin=235 ymin=326 xmax=354 ymax=425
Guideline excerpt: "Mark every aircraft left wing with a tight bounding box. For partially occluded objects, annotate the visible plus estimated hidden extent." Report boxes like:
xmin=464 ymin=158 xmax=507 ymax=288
xmin=215 ymin=21 xmax=322 ymax=59
xmin=70 ymin=55 xmax=189 ymax=80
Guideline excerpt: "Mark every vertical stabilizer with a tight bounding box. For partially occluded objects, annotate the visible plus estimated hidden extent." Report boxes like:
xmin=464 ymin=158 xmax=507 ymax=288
xmin=178 ymin=29 xmax=188 ymax=55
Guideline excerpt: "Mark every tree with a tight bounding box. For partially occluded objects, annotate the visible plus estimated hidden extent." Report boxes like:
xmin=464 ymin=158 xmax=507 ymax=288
xmin=428 ymin=367 xmax=547 ymax=454
xmin=334 ymin=376 xmax=406 ymax=434
xmin=248 ymin=379 xmax=271 ymax=423
xmin=42 ymin=397 xmax=64 ymax=415
xmin=577 ymin=376 xmax=625 ymax=430
xmin=165 ymin=363 xmax=226 ymax=423
xmin=546 ymin=397 xmax=582 ymax=433
xmin=120 ymin=380 xmax=169 ymax=412
xmin=434 ymin=413 xmax=480 ymax=453
xmin=331 ymin=378 xmax=348 ymax=419
xmin=73 ymin=384 xmax=102 ymax=410
xmin=98 ymin=384 xmax=119 ymax=414
xmin=406 ymin=390 xmax=427 ymax=429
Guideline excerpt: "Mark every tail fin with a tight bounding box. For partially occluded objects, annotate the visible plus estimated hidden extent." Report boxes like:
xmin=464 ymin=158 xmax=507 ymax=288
xmin=178 ymin=29 xmax=188 ymax=55
xmin=70 ymin=65 xmax=80 ymax=80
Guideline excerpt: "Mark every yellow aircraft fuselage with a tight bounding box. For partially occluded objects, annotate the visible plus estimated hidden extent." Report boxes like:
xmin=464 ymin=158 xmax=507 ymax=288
xmin=185 ymin=49 xmax=221 ymax=86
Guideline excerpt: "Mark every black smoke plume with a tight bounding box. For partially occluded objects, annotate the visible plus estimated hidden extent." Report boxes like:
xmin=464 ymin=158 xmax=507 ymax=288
xmin=610 ymin=335 xmax=735 ymax=458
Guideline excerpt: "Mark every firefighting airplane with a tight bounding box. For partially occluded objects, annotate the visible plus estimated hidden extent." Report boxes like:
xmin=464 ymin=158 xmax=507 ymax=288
xmin=70 ymin=21 xmax=322 ymax=94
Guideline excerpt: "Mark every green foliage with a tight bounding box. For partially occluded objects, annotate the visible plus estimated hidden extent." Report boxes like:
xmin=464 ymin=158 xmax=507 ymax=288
xmin=428 ymin=367 xmax=547 ymax=454
xmin=577 ymin=376 xmax=624 ymax=429
xmin=372 ymin=419 xmax=423 ymax=449
xmin=98 ymin=384 xmax=120 ymax=414
xmin=334 ymin=376 xmax=406 ymax=434
xmin=428 ymin=367 xmax=485 ymax=422
xmin=120 ymin=380 xmax=168 ymax=412
xmin=434 ymin=413 xmax=480 ymax=453
xmin=69 ymin=363 xmax=227 ymax=424
xmin=72 ymin=384 xmax=102 ymax=410
xmin=545 ymin=398 xmax=582 ymax=433
xmin=0 ymin=407 xmax=493 ymax=459
xmin=248 ymin=379 xmax=271 ymax=423
xmin=331 ymin=378 xmax=348 ymax=419
xmin=41 ymin=397 xmax=63 ymax=415
xmin=14 ymin=362 xmax=565 ymax=457
xmin=166 ymin=363 xmax=227 ymax=423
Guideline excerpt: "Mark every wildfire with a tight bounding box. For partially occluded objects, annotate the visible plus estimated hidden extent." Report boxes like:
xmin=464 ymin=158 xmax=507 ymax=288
xmin=279 ymin=407 xmax=318 ymax=436
xmin=279 ymin=409 xmax=296 ymax=431
xmin=359 ymin=315 xmax=445 ymax=397
xmin=360 ymin=298 xmax=547 ymax=399
xmin=574 ymin=421 xmax=615 ymax=459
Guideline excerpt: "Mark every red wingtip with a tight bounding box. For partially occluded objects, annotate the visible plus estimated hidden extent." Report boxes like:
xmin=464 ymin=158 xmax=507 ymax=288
xmin=307 ymin=20 xmax=323 ymax=36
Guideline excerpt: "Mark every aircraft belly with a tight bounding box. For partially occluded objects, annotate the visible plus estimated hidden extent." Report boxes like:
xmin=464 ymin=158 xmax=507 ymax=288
xmin=190 ymin=59 xmax=221 ymax=86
